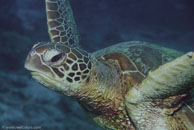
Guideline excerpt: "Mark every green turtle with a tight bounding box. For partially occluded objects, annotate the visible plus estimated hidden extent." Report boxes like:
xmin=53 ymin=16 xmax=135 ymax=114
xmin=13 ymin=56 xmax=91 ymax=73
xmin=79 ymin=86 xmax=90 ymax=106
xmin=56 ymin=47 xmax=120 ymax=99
xmin=24 ymin=0 xmax=194 ymax=129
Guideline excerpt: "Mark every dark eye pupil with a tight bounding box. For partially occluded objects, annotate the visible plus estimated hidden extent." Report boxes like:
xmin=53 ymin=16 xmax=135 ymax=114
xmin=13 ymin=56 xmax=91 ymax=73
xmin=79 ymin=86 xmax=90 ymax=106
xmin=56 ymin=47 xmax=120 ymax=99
xmin=51 ymin=53 xmax=63 ymax=62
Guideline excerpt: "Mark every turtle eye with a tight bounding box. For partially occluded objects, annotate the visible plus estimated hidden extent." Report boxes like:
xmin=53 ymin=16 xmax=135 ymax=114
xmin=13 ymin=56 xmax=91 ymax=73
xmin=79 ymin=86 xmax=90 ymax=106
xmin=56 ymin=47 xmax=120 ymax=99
xmin=51 ymin=53 xmax=64 ymax=62
xmin=43 ymin=49 xmax=65 ymax=64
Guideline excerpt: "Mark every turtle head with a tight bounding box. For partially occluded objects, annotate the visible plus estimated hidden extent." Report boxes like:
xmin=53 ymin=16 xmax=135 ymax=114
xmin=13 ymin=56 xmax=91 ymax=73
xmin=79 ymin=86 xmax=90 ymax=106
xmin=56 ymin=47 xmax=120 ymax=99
xmin=25 ymin=42 xmax=92 ymax=96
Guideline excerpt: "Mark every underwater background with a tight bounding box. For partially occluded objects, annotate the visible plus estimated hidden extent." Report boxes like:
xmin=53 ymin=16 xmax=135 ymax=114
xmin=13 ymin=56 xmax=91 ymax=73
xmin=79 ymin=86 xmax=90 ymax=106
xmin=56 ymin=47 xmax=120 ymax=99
xmin=0 ymin=0 xmax=193 ymax=129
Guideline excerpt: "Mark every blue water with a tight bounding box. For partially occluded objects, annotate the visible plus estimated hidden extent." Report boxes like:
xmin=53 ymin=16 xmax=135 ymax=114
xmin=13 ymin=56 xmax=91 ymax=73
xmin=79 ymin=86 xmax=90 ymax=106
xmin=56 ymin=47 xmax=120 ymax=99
xmin=0 ymin=0 xmax=193 ymax=129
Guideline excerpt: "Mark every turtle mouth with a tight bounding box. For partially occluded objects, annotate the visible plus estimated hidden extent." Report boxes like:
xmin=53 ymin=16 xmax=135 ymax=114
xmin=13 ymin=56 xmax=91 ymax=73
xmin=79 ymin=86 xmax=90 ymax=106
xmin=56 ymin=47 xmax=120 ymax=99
xmin=31 ymin=71 xmax=52 ymax=81
xmin=31 ymin=71 xmax=54 ymax=87
xmin=30 ymin=71 xmax=61 ymax=90
xmin=31 ymin=71 xmax=63 ymax=84
xmin=30 ymin=71 xmax=74 ymax=96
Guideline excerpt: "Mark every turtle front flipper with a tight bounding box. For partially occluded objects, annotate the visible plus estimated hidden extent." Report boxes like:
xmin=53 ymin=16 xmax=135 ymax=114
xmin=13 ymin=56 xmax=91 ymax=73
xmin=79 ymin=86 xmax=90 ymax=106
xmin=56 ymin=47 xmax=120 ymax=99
xmin=46 ymin=0 xmax=79 ymax=45
xmin=125 ymin=52 xmax=194 ymax=129
xmin=126 ymin=52 xmax=194 ymax=103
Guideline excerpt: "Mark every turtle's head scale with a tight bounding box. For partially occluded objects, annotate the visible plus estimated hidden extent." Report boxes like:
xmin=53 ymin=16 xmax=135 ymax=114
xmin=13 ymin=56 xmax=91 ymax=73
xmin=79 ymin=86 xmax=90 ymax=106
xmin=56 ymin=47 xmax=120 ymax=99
xmin=25 ymin=42 xmax=92 ymax=96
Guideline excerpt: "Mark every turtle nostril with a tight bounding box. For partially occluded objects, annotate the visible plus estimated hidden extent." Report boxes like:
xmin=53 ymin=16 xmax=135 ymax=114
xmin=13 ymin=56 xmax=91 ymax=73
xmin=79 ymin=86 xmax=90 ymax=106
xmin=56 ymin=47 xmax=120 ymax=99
xmin=51 ymin=53 xmax=64 ymax=62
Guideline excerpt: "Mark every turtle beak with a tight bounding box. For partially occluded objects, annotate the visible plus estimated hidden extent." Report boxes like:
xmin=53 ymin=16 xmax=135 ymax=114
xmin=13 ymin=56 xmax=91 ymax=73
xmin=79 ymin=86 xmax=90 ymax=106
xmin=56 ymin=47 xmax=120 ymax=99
xmin=24 ymin=50 xmax=40 ymax=72
xmin=24 ymin=50 xmax=52 ymax=77
xmin=24 ymin=53 xmax=32 ymax=70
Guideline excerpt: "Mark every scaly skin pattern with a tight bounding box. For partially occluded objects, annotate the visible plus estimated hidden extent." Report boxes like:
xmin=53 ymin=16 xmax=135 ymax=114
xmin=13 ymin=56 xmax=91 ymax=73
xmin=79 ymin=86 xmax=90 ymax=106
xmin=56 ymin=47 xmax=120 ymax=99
xmin=25 ymin=42 xmax=92 ymax=96
xmin=125 ymin=101 xmax=188 ymax=130
xmin=45 ymin=0 xmax=79 ymax=45
xmin=75 ymin=58 xmax=136 ymax=129
xmin=125 ymin=51 xmax=194 ymax=130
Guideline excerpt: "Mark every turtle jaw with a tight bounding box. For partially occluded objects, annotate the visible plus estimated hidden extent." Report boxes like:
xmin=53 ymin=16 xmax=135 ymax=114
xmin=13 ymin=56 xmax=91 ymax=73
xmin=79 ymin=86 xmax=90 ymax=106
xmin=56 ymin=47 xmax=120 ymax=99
xmin=25 ymin=64 xmax=75 ymax=96
xmin=31 ymin=71 xmax=58 ymax=89
xmin=31 ymin=71 xmax=56 ymax=88
xmin=30 ymin=71 xmax=73 ymax=96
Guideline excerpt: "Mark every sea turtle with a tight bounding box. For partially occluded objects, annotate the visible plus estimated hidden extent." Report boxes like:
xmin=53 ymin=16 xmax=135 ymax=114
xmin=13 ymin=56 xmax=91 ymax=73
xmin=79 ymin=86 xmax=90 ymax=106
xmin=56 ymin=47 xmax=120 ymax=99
xmin=24 ymin=0 xmax=194 ymax=129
